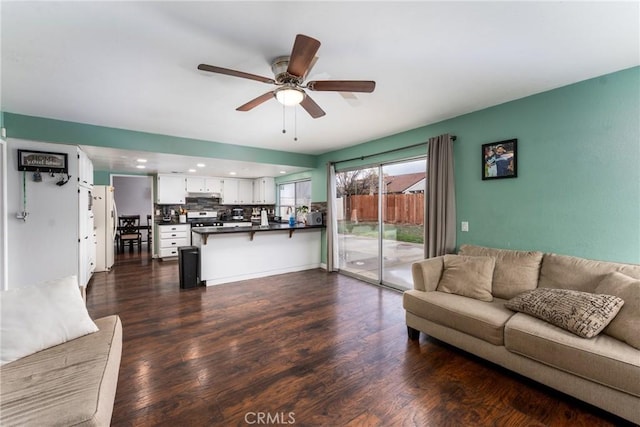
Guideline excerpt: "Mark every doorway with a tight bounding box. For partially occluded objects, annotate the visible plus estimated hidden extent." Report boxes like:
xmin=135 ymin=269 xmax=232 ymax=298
xmin=111 ymin=175 xmax=154 ymax=256
xmin=335 ymin=158 xmax=426 ymax=290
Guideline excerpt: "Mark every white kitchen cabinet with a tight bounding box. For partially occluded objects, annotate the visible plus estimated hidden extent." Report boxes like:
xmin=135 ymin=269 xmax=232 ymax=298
xmin=158 ymin=224 xmax=191 ymax=258
xmin=157 ymin=174 xmax=186 ymax=204
xmin=253 ymin=177 xmax=276 ymax=204
xmin=78 ymin=148 xmax=94 ymax=187
xmin=222 ymin=178 xmax=238 ymax=204
xmin=222 ymin=178 xmax=253 ymax=204
xmin=207 ymin=177 xmax=224 ymax=195
xmin=186 ymin=176 xmax=223 ymax=194
xmin=78 ymin=186 xmax=95 ymax=287
xmin=238 ymin=179 xmax=253 ymax=204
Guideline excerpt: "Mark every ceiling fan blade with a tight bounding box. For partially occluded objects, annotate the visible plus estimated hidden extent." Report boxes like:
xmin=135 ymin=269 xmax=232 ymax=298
xmin=236 ymin=91 xmax=275 ymax=111
xmin=302 ymin=56 xmax=319 ymax=80
xmin=307 ymin=80 xmax=376 ymax=93
xmin=198 ymin=64 xmax=275 ymax=84
xmin=287 ymin=34 xmax=321 ymax=78
xmin=300 ymin=94 xmax=326 ymax=119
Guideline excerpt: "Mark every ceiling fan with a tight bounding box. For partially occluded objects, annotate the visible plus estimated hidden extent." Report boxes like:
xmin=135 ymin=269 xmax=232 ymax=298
xmin=198 ymin=34 xmax=375 ymax=119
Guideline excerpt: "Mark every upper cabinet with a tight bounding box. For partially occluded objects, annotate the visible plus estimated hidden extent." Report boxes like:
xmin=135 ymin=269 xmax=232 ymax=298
xmin=157 ymin=174 xmax=186 ymax=204
xmin=157 ymin=173 xmax=275 ymax=205
xmin=222 ymin=178 xmax=253 ymax=205
xmin=77 ymin=148 xmax=94 ymax=187
xmin=253 ymin=177 xmax=276 ymax=204
xmin=238 ymin=180 xmax=253 ymax=204
xmin=186 ymin=176 xmax=224 ymax=195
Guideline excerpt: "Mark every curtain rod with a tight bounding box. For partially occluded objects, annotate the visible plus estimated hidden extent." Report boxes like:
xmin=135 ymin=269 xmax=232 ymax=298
xmin=330 ymin=135 xmax=456 ymax=166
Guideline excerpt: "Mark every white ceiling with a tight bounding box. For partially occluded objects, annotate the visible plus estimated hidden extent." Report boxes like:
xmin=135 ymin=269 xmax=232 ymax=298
xmin=2 ymin=1 xmax=638 ymax=176
xmin=79 ymin=144 xmax=309 ymax=178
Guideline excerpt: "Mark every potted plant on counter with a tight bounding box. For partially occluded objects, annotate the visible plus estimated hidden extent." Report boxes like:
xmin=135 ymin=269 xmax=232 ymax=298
xmin=296 ymin=205 xmax=309 ymax=225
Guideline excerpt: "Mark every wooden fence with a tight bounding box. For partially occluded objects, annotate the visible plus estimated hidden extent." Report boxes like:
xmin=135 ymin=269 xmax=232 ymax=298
xmin=344 ymin=194 xmax=424 ymax=225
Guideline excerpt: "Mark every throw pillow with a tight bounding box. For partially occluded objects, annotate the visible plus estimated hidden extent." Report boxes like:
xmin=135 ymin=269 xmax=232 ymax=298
xmin=458 ymin=244 xmax=543 ymax=299
xmin=0 ymin=275 xmax=99 ymax=365
xmin=595 ymin=272 xmax=640 ymax=349
xmin=436 ymin=254 xmax=495 ymax=302
xmin=505 ymin=288 xmax=624 ymax=338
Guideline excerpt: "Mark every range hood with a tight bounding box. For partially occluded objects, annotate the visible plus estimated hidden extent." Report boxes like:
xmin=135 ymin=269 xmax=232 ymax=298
xmin=187 ymin=189 xmax=221 ymax=197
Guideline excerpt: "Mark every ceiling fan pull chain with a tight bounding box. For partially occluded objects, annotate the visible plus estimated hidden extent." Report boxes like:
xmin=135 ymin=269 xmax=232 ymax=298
xmin=294 ymin=106 xmax=298 ymax=142
xmin=282 ymin=102 xmax=286 ymax=134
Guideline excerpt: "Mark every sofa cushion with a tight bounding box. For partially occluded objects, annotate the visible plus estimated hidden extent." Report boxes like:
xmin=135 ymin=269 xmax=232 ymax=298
xmin=0 ymin=315 xmax=122 ymax=426
xmin=0 ymin=275 xmax=99 ymax=366
xmin=538 ymin=253 xmax=640 ymax=293
xmin=595 ymin=272 xmax=640 ymax=349
xmin=403 ymin=290 xmax=514 ymax=345
xmin=505 ymin=313 xmax=640 ymax=397
xmin=436 ymin=254 xmax=495 ymax=302
xmin=505 ymin=288 xmax=623 ymax=338
xmin=458 ymin=244 xmax=543 ymax=299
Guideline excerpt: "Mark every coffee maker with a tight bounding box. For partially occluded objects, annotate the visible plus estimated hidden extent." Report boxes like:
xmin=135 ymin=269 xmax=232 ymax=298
xmin=232 ymin=208 xmax=244 ymax=220
xmin=162 ymin=206 xmax=172 ymax=222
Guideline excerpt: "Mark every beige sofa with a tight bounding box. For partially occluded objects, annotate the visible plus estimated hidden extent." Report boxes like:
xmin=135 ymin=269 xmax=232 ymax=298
xmin=0 ymin=315 xmax=123 ymax=426
xmin=403 ymin=245 xmax=640 ymax=424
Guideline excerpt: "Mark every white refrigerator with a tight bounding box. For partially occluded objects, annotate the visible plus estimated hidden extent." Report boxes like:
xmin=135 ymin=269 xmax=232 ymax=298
xmin=93 ymin=185 xmax=117 ymax=272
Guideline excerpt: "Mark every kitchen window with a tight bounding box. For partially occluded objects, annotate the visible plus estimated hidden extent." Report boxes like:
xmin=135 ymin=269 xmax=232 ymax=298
xmin=278 ymin=180 xmax=311 ymax=219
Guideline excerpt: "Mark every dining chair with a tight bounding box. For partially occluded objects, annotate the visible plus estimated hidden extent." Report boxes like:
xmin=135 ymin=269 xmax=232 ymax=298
xmin=118 ymin=215 xmax=142 ymax=253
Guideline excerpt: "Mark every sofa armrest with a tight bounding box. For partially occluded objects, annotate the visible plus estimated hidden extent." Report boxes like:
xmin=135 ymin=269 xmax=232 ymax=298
xmin=411 ymin=256 xmax=445 ymax=292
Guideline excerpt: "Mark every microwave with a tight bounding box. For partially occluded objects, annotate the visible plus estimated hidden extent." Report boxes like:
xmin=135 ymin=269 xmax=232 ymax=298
xmin=306 ymin=212 xmax=323 ymax=225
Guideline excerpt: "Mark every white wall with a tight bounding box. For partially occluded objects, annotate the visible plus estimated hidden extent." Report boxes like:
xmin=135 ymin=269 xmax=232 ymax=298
xmin=6 ymin=139 xmax=79 ymax=288
xmin=1 ymin=137 xmax=7 ymax=290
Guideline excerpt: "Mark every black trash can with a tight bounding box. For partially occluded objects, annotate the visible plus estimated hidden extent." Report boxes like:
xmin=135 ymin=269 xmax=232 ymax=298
xmin=178 ymin=246 xmax=200 ymax=289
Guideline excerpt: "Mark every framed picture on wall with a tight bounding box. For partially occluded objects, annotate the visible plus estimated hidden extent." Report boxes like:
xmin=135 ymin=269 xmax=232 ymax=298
xmin=482 ymin=139 xmax=517 ymax=180
xmin=17 ymin=149 xmax=69 ymax=173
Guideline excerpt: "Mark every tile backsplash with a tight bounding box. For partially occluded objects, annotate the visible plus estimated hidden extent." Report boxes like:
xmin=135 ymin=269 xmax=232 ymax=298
xmin=155 ymin=197 xmax=275 ymax=223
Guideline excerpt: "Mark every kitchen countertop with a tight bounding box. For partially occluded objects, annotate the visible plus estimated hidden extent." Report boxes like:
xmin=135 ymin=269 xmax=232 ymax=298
xmin=191 ymin=222 xmax=325 ymax=244
xmin=192 ymin=222 xmax=324 ymax=234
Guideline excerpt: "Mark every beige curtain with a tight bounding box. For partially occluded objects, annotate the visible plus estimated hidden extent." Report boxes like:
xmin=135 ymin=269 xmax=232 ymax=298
xmin=425 ymin=133 xmax=456 ymax=258
xmin=326 ymin=162 xmax=339 ymax=271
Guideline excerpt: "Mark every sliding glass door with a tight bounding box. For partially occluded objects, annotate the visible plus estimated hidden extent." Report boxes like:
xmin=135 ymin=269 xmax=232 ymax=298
xmin=336 ymin=166 xmax=381 ymax=283
xmin=380 ymin=160 xmax=426 ymax=288
xmin=335 ymin=158 xmax=426 ymax=290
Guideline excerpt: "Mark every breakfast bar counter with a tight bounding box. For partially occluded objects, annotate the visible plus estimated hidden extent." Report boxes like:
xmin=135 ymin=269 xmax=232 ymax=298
xmin=191 ymin=223 xmax=324 ymax=286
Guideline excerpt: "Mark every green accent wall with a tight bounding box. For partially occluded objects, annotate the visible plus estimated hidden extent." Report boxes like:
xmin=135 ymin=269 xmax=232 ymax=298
xmin=317 ymin=66 xmax=640 ymax=263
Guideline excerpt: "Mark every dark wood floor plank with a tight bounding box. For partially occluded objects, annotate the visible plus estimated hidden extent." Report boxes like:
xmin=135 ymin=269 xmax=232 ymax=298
xmin=86 ymin=252 xmax=630 ymax=426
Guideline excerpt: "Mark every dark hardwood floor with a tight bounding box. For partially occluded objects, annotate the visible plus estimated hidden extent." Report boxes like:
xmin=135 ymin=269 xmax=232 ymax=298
xmin=86 ymin=251 xmax=631 ymax=426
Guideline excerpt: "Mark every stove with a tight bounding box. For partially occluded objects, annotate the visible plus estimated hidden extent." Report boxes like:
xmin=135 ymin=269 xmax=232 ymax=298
xmin=187 ymin=211 xmax=223 ymax=228
xmin=191 ymin=220 xmax=223 ymax=228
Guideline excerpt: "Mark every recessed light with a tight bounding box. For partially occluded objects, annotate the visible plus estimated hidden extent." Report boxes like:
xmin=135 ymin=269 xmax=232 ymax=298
xmin=196 ymin=163 xmax=205 ymax=168
xmin=188 ymin=169 xmax=196 ymax=173
xmin=136 ymin=165 xmax=146 ymax=169
xmin=229 ymin=171 xmax=237 ymax=176
xmin=280 ymin=170 xmax=287 ymax=174
xmin=136 ymin=158 xmax=147 ymax=163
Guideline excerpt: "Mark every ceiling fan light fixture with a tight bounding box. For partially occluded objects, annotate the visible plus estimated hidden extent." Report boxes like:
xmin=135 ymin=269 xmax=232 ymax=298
xmin=275 ymin=86 xmax=305 ymax=106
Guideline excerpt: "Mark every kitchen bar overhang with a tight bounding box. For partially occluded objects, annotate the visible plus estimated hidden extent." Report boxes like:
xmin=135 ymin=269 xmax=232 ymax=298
xmin=191 ymin=223 xmax=325 ymax=244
